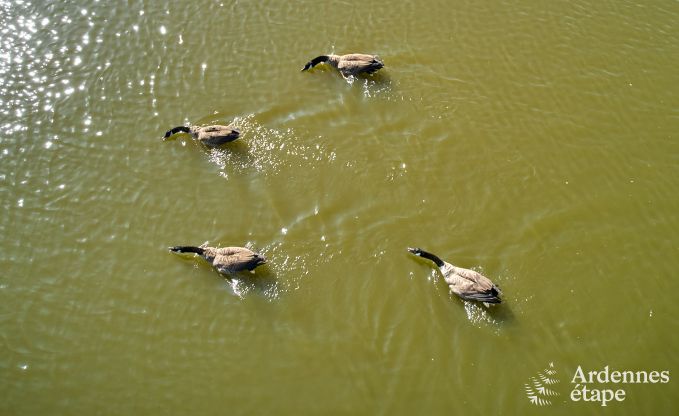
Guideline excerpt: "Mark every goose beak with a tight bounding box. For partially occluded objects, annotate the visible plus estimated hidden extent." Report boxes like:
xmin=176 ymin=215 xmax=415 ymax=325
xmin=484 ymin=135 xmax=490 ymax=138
xmin=407 ymin=247 xmax=422 ymax=256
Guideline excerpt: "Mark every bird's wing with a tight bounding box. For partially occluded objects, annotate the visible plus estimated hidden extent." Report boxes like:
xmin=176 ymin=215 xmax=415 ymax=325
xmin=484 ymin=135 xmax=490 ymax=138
xmin=337 ymin=55 xmax=373 ymax=69
xmin=453 ymin=267 xmax=496 ymax=290
xmin=444 ymin=267 xmax=501 ymax=302
xmin=444 ymin=272 xmax=477 ymax=295
xmin=213 ymin=248 xmax=264 ymax=273
xmin=214 ymin=254 xmax=249 ymax=273
xmin=199 ymin=126 xmax=237 ymax=138
xmin=213 ymin=246 xmax=250 ymax=256
xmin=201 ymin=125 xmax=224 ymax=132
xmin=340 ymin=54 xmax=374 ymax=61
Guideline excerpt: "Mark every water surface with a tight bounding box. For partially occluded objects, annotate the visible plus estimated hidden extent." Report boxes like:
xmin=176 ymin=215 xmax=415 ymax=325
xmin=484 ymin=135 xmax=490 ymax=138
xmin=1 ymin=0 xmax=678 ymax=414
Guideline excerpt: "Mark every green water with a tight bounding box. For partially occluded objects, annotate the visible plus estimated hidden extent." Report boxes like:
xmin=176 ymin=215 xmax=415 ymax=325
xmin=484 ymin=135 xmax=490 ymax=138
xmin=1 ymin=0 xmax=678 ymax=414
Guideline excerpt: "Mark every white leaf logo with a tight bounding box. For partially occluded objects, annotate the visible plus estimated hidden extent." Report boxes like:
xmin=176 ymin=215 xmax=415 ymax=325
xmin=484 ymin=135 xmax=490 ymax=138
xmin=525 ymin=362 xmax=561 ymax=406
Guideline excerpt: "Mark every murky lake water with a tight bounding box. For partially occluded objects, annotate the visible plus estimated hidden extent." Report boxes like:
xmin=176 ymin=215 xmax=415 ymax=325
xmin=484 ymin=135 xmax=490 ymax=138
xmin=1 ymin=0 xmax=678 ymax=414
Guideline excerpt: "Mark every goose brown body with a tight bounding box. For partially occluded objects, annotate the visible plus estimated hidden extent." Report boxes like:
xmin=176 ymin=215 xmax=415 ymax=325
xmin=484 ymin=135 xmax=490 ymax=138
xmin=169 ymin=245 xmax=266 ymax=275
xmin=408 ymin=247 xmax=502 ymax=305
xmin=163 ymin=124 xmax=240 ymax=147
xmin=301 ymin=53 xmax=384 ymax=78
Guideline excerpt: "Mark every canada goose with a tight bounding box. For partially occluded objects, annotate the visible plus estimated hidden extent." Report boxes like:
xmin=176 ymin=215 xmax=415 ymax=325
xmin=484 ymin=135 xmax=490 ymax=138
xmin=169 ymin=244 xmax=266 ymax=275
xmin=301 ymin=54 xmax=384 ymax=78
xmin=163 ymin=125 xmax=240 ymax=147
xmin=407 ymin=247 xmax=502 ymax=306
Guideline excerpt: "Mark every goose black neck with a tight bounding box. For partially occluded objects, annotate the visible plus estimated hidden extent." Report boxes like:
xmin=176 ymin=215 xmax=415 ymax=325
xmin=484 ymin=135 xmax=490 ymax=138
xmin=164 ymin=126 xmax=191 ymax=138
xmin=169 ymin=246 xmax=205 ymax=255
xmin=414 ymin=248 xmax=445 ymax=267
xmin=302 ymin=55 xmax=329 ymax=71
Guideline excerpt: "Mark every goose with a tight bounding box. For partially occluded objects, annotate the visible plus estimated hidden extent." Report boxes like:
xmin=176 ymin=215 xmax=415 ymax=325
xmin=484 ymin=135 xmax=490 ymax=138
xmin=163 ymin=124 xmax=240 ymax=147
xmin=301 ymin=53 xmax=384 ymax=78
xmin=407 ymin=247 xmax=502 ymax=306
xmin=169 ymin=244 xmax=266 ymax=275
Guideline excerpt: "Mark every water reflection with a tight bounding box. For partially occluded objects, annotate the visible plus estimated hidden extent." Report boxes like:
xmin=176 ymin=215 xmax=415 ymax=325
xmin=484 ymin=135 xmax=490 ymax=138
xmin=2 ymin=0 xmax=677 ymax=413
xmin=462 ymin=299 xmax=516 ymax=331
xmin=224 ymin=267 xmax=279 ymax=300
xmin=203 ymin=113 xmax=334 ymax=178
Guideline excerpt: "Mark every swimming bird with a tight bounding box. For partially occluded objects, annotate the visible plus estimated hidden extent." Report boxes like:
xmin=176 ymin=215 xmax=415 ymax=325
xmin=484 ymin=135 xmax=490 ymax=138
xmin=169 ymin=244 xmax=266 ymax=275
xmin=407 ymin=247 xmax=502 ymax=306
xmin=301 ymin=53 xmax=384 ymax=78
xmin=163 ymin=124 xmax=240 ymax=147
